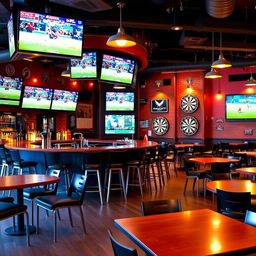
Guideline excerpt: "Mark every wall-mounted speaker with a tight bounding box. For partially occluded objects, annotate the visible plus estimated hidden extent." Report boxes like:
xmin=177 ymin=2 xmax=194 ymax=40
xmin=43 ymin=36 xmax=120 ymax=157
xmin=163 ymin=78 xmax=171 ymax=86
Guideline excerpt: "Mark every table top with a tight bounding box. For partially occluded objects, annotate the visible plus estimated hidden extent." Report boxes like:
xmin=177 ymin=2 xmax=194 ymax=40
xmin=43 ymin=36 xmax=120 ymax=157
xmin=206 ymin=180 xmax=256 ymax=196
xmin=229 ymin=142 xmax=248 ymax=146
xmin=175 ymin=144 xmax=204 ymax=148
xmin=235 ymin=151 xmax=256 ymax=157
xmin=188 ymin=157 xmax=240 ymax=164
xmin=235 ymin=167 xmax=256 ymax=176
xmin=0 ymin=174 xmax=60 ymax=190
xmin=4 ymin=139 xmax=158 ymax=152
xmin=115 ymin=209 xmax=256 ymax=256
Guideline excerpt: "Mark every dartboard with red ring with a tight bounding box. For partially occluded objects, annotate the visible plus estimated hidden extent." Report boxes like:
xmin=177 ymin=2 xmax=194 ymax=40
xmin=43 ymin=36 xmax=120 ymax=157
xmin=180 ymin=116 xmax=199 ymax=136
xmin=180 ymin=94 xmax=199 ymax=113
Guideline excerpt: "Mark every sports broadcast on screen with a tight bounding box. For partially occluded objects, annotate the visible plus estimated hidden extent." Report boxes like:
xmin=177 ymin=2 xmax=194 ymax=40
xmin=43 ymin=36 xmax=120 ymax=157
xmin=0 ymin=75 xmax=22 ymax=101
xmin=22 ymin=86 xmax=53 ymax=109
xmin=226 ymin=94 xmax=256 ymax=120
xmin=100 ymin=54 xmax=135 ymax=84
xmin=8 ymin=14 xmax=15 ymax=57
xmin=18 ymin=11 xmax=84 ymax=57
xmin=106 ymin=92 xmax=134 ymax=111
xmin=51 ymin=90 xmax=79 ymax=111
xmin=105 ymin=114 xmax=135 ymax=134
xmin=71 ymin=52 xmax=97 ymax=78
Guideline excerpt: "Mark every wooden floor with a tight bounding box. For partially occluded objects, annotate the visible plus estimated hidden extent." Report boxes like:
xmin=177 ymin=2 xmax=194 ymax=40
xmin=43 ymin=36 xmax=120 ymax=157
xmin=0 ymin=167 xmax=216 ymax=256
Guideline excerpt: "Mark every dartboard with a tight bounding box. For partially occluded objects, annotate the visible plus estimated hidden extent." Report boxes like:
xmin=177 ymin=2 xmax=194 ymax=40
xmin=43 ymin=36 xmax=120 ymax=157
xmin=180 ymin=94 xmax=199 ymax=113
xmin=180 ymin=116 xmax=199 ymax=136
xmin=152 ymin=117 xmax=169 ymax=136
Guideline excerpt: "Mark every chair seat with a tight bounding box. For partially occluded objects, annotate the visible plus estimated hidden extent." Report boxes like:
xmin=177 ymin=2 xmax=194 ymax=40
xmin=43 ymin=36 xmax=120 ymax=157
xmin=14 ymin=161 xmax=38 ymax=168
xmin=0 ymin=202 xmax=27 ymax=219
xmin=36 ymin=193 xmax=81 ymax=210
xmin=221 ymin=210 xmax=246 ymax=220
xmin=23 ymin=187 xmax=56 ymax=199
xmin=0 ymin=197 xmax=14 ymax=203
xmin=47 ymin=163 xmax=71 ymax=170
xmin=188 ymin=170 xmax=207 ymax=178
xmin=108 ymin=163 xmax=124 ymax=168
xmin=84 ymin=164 xmax=100 ymax=170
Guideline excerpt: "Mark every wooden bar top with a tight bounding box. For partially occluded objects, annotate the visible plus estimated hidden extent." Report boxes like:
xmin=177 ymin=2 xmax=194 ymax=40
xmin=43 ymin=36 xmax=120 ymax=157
xmin=4 ymin=139 xmax=158 ymax=152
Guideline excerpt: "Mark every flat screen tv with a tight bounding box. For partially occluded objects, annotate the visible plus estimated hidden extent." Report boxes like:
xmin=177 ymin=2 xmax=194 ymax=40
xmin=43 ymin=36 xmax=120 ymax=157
xmin=22 ymin=86 xmax=53 ymax=110
xmin=70 ymin=52 xmax=97 ymax=78
xmin=106 ymin=92 xmax=134 ymax=111
xmin=8 ymin=14 xmax=15 ymax=58
xmin=100 ymin=54 xmax=136 ymax=85
xmin=105 ymin=114 xmax=135 ymax=134
xmin=225 ymin=94 xmax=256 ymax=120
xmin=0 ymin=75 xmax=22 ymax=106
xmin=51 ymin=89 xmax=79 ymax=111
xmin=18 ymin=11 xmax=84 ymax=58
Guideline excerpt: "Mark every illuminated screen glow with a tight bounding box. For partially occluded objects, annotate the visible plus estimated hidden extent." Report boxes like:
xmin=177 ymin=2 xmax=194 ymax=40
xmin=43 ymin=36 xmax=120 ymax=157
xmin=8 ymin=14 xmax=15 ymax=58
xmin=51 ymin=89 xmax=79 ymax=111
xmin=18 ymin=11 xmax=84 ymax=57
xmin=22 ymin=86 xmax=53 ymax=109
xmin=226 ymin=94 xmax=256 ymax=120
xmin=100 ymin=54 xmax=135 ymax=84
xmin=105 ymin=114 xmax=135 ymax=134
xmin=106 ymin=92 xmax=134 ymax=111
xmin=71 ymin=52 xmax=97 ymax=78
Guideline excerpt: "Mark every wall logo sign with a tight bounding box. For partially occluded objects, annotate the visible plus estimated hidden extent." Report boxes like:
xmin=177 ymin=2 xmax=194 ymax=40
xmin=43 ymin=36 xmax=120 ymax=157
xmin=244 ymin=129 xmax=253 ymax=135
xmin=152 ymin=116 xmax=169 ymax=136
xmin=151 ymin=99 xmax=168 ymax=113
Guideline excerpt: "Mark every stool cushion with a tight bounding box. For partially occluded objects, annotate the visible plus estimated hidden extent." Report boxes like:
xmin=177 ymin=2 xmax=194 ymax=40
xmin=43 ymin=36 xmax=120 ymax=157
xmin=0 ymin=197 xmax=14 ymax=203
xmin=15 ymin=161 xmax=37 ymax=168
xmin=85 ymin=164 xmax=100 ymax=169
xmin=0 ymin=202 xmax=27 ymax=219
xmin=36 ymin=193 xmax=80 ymax=210
xmin=47 ymin=164 xmax=71 ymax=170
xmin=23 ymin=187 xmax=56 ymax=199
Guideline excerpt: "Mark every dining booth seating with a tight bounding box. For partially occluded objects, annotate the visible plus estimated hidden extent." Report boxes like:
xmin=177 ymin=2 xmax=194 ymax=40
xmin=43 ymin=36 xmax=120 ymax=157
xmin=36 ymin=173 xmax=87 ymax=242
xmin=108 ymin=229 xmax=138 ymax=256
xmin=141 ymin=199 xmax=182 ymax=216
xmin=216 ymin=189 xmax=251 ymax=221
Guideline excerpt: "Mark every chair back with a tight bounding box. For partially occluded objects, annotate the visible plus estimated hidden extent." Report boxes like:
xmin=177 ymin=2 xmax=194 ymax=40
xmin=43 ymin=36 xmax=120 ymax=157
xmin=210 ymin=162 xmax=230 ymax=177
xmin=8 ymin=150 xmax=22 ymax=165
xmin=183 ymin=156 xmax=195 ymax=176
xmin=234 ymin=153 xmax=248 ymax=167
xmin=45 ymin=168 xmax=61 ymax=192
xmin=226 ymin=155 xmax=241 ymax=169
xmin=244 ymin=210 xmax=256 ymax=227
xmin=141 ymin=199 xmax=182 ymax=216
xmin=0 ymin=146 xmax=9 ymax=164
xmin=108 ymin=229 xmax=138 ymax=256
xmin=156 ymin=144 xmax=169 ymax=161
xmin=217 ymin=189 xmax=251 ymax=219
xmin=220 ymin=142 xmax=230 ymax=153
xmin=68 ymin=173 xmax=87 ymax=204
xmin=192 ymin=145 xmax=204 ymax=155
xmin=212 ymin=144 xmax=220 ymax=156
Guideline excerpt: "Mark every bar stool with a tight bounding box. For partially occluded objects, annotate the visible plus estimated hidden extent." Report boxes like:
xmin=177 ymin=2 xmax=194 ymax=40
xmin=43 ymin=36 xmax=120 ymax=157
xmin=83 ymin=152 xmax=103 ymax=205
xmin=105 ymin=151 xmax=127 ymax=203
xmin=0 ymin=145 xmax=12 ymax=177
xmin=9 ymin=149 xmax=37 ymax=175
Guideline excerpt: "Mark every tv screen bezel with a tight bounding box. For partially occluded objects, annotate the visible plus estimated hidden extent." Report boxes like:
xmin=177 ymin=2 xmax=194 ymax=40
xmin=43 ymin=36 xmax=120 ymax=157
xmin=225 ymin=94 xmax=256 ymax=121
xmin=8 ymin=13 xmax=16 ymax=58
xmin=0 ymin=75 xmax=23 ymax=106
xmin=70 ymin=51 xmax=98 ymax=79
xmin=21 ymin=85 xmax=53 ymax=110
xmin=17 ymin=10 xmax=84 ymax=59
xmin=104 ymin=114 xmax=135 ymax=135
xmin=105 ymin=91 xmax=135 ymax=112
xmin=99 ymin=53 xmax=137 ymax=86
xmin=51 ymin=89 xmax=79 ymax=111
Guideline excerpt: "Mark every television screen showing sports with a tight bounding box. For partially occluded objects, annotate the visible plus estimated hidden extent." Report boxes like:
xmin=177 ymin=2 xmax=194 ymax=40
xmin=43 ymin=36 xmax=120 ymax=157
xmin=106 ymin=92 xmax=134 ymax=111
xmin=22 ymin=86 xmax=53 ymax=109
xmin=70 ymin=52 xmax=97 ymax=78
xmin=105 ymin=114 xmax=135 ymax=134
xmin=100 ymin=54 xmax=135 ymax=84
xmin=18 ymin=11 xmax=84 ymax=57
xmin=226 ymin=94 xmax=256 ymax=120
xmin=51 ymin=90 xmax=78 ymax=111
xmin=8 ymin=14 xmax=15 ymax=58
xmin=0 ymin=76 xmax=22 ymax=106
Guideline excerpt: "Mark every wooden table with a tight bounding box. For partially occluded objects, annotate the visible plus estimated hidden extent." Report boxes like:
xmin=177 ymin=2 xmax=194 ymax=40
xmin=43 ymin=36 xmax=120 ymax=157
xmin=0 ymin=174 xmax=60 ymax=235
xmin=175 ymin=143 xmax=204 ymax=149
xmin=115 ymin=209 xmax=256 ymax=256
xmin=235 ymin=151 xmax=256 ymax=158
xmin=206 ymin=180 xmax=256 ymax=197
xmin=188 ymin=157 xmax=240 ymax=164
xmin=235 ymin=167 xmax=256 ymax=180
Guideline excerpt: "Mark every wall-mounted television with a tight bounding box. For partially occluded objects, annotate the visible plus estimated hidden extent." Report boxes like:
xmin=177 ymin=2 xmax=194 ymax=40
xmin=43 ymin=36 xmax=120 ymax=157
xmin=51 ymin=89 xmax=79 ymax=111
xmin=0 ymin=76 xmax=22 ymax=106
xmin=100 ymin=54 xmax=136 ymax=85
xmin=225 ymin=94 xmax=256 ymax=120
xmin=106 ymin=92 xmax=134 ymax=111
xmin=105 ymin=114 xmax=135 ymax=134
xmin=8 ymin=14 xmax=15 ymax=58
xmin=18 ymin=11 xmax=84 ymax=58
xmin=22 ymin=86 xmax=53 ymax=109
xmin=70 ymin=52 xmax=97 ymax=78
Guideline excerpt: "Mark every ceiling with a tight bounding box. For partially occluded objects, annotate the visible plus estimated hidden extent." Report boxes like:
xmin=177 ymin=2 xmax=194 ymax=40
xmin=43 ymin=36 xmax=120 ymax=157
xmin=1 ymin=0 xmax=256 ymax=70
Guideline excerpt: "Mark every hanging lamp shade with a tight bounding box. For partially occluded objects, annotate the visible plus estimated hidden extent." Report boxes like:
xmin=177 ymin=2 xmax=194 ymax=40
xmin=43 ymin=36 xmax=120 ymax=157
xmin=245 ymin=75 xmax=256 ymax=86
xmin=106 ymin=2 xmax=136 ymax=48
xmin=211 ymin=53 xmax=232 ymax=69
xmin=61 ymin=64 xmax=71 ymax=77
xmin=204 ymin=68 xmax=222 ymax=79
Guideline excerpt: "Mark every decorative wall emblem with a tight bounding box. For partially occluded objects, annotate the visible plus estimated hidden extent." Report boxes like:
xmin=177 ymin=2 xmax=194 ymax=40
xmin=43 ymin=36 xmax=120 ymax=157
xmin=22 ymin=67 xmax=31 ymax=79
xmin=180 ymin=116 xmax=199 ymax=136
xmin=180 ymin=94 xmax=199 ymax=113
xmin=5 ymin=64 xmax=15 ymax=76
xmin=152 ymin=116 xmax=169 ymax=136
xmin=151 ymin=99 xmax=168 ymax=113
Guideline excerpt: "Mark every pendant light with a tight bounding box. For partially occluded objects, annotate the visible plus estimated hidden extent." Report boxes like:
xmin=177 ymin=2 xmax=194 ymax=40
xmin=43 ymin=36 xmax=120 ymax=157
xmin=245 ymin=71 xmax=256 ymax=86
xmin=205 ymin=32 xmax=222 ymax=79
xmin=61 ymin=63 xmax=71 ymax=77
xmin=106 ymin=2 xmax=136 ymax=48
xmin=211 ymin=32 xmax=232 ymax=69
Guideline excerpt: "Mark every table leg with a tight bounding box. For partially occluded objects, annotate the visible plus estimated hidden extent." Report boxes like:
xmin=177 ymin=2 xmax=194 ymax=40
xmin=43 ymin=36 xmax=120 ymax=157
xmin=5 ymin=188 xmax=36 ymax=236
